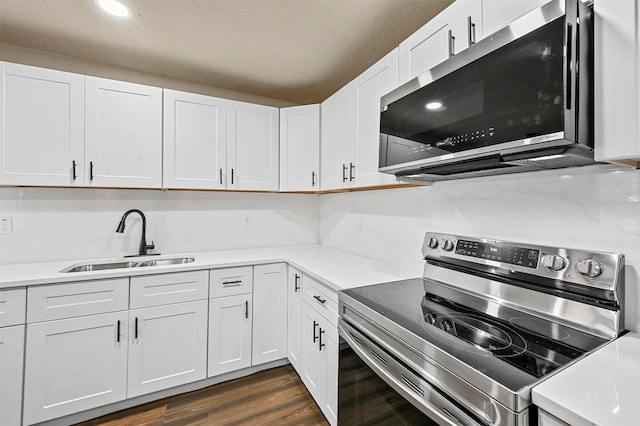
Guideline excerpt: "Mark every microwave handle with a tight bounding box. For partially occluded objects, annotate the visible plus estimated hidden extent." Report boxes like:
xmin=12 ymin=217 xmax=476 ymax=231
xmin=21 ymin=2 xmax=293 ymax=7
xmin=565 ymin=23 xmax=573 ymax=110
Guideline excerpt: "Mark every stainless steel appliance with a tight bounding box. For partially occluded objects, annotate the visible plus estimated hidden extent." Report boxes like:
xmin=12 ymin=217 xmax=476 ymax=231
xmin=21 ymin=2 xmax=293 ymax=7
xmin=378 ymin=0 xmax=596 ymax=182
xmin=338 ymin=232 xmax=625 ymax=425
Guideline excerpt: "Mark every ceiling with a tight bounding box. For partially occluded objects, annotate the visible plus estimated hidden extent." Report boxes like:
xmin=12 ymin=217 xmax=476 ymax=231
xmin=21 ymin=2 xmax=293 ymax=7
xmin=0 ymin=0 xmax=453 ymax=104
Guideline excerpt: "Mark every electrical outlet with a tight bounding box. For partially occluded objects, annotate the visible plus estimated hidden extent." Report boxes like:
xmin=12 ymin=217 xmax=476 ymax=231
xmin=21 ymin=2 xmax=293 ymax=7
xmin=0 ymin=217 xmax=13 ymax=234
xmin=244 ymin=218 xmax=251 ymax=229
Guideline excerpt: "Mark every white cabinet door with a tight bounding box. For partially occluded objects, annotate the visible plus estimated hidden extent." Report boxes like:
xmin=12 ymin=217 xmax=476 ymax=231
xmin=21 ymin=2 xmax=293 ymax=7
xmin=23 ymin=312 xmax=128 ymax=425
xmin=208 ymin=294 xmax=252 ymax=376
xmin=0 ymin=325 xmax=24 ymax=426
xmin=595 ymin=0 xmax=640 ymax=166
xmin=85 ymin=77 xmax=162 ymax=188
xmin=398 ymin=11 xmax=452 ymax=85
xmin=287 ymin=266 xmax=303 ymax=372
xmin=227 ymin=101 xmax=279 ymax=191
xmin=252 ymin=263 xmax=287 ymax=365
xmin=163 ymin=90 xmax=227 ymax=189
xmin=279 ymin=104 xmax=320 ymax=191
xmin=0 ymin=62 xmax=84 ymax=186
xmin=127 ymin=300 xmax=208 ymax=398
xmin=351 ymin=49 xmax=398 ymax=188
xmin=482 ymin=0 xmax=550 ymax=39
xmin=300 ymin=303 xmax=327 ymax=408
xmin=320 ymin=83 xmax=353 ymax=191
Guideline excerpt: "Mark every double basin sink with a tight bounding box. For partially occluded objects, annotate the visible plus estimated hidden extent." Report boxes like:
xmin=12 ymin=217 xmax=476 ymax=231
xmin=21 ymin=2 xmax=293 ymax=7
xmin=62 ymin=256 xmax=195 ymax=273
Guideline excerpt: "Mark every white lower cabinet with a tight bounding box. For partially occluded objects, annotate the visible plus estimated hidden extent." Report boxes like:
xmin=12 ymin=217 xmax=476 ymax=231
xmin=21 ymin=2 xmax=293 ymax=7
xmin=300 ymin=299 xmax=338 ymax=426
xmin=0 ymin=325 xmax=25 ymax=426
xmin=287 ymin=266 xmax=303 ymax=372
xmin=127 ymin=300 xmax=208 ymax=398
xmin=208 ymin=294 xmax=253 ymax=376
xmin=23 ymin=311 xmax=129 ymax=425
xmin=252 ymin=263 xmax=288 ymax=365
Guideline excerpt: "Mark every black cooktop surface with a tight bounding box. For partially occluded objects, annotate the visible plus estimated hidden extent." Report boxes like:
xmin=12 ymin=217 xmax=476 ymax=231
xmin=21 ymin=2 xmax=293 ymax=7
xmin=341 ymin=278 xmax=608 ymax=391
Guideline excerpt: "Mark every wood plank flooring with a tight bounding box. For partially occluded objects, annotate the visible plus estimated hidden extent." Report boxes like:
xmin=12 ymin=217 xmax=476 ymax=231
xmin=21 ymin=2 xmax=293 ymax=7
xmin=75 ymin=365 xmax=329 ymax=426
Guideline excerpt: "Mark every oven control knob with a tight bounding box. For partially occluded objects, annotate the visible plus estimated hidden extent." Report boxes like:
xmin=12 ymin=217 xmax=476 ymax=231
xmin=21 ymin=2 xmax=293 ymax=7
xmin=576 ymin=259 xmax=603 ymax=278
xmin=441 ymin=319 xmax=454 ymax=332
xmin=428 ymin=238 xmax=439 ymax=249
xmin=541 ymin=254 xmax=567 ymax=271
xmin=442 ymin=240 xmax=455 ymax=252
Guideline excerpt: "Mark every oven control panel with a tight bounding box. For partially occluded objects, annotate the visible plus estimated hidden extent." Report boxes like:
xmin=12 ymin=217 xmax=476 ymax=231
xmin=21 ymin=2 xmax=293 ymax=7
xmin=421 ymin=232 xmax=624 ymax=291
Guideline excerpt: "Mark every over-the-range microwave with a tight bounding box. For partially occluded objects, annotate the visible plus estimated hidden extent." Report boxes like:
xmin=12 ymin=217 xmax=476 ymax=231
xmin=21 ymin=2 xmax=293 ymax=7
xmin=379 ymin=0 xmax=597 ymax=182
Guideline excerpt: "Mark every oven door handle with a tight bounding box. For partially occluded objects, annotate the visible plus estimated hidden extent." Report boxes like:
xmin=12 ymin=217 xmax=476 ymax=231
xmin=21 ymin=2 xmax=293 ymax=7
xmin=339 ymin=320 xmax=482 ymax=426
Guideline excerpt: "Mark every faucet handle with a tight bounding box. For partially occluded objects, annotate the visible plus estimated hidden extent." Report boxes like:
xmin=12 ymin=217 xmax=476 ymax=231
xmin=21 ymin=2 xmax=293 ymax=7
xmin=147 ymin=241 xmax=155 ymax=250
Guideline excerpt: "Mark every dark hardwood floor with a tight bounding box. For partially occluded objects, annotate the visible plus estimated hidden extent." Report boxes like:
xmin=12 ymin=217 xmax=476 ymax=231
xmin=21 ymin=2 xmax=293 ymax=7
xmin=75 ymin=365 xmax=329 ymax=426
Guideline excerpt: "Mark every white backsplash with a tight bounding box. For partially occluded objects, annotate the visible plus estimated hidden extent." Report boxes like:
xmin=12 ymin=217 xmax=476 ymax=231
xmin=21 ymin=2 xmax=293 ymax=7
xmin=320 ymin=165 xmax=640 ymax=332
xmin=0 ymin=187 xmax=320 ymax=264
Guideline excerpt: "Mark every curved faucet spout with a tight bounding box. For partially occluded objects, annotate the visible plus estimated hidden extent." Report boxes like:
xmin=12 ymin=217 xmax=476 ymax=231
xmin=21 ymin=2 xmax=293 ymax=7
xmin=116 ymin=209 xmax=157 ymax=256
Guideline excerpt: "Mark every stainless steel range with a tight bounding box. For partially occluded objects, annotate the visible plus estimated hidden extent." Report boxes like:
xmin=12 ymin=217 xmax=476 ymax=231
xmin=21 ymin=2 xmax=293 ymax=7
xmin=337 ymin=232 xmax=625 ymax=426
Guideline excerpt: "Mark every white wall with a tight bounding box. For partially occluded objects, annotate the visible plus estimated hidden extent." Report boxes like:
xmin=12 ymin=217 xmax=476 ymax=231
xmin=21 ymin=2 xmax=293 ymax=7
xmin=321 ymin=165 xmax=640 ymax=332
xmin=0 ymin=187 xmax=320 ymax=264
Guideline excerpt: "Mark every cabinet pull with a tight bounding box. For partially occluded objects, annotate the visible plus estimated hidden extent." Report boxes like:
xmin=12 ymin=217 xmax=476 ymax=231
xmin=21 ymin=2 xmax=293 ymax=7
xmin=134 ymin=317 xmax=139 ymax=339
xmin=312 ymin=171 xmax=316 ymax=187
xmin=313 ymin=320 xmax=319 ymax=342
xmin=294 ymin=274 xmax=301 ymax=292
xmin=223 ymin=280 xmax=242 ymax=286
xmin=231 ymin=168 xmax=235 ymax=185
xmin=116 ymin=320 xmax=121 ymax=343
xmin=313 ymin=294 xmax=327 ymax=304
xmin=319 ymin=328 xmax=325 ymax=351
xmin=342 ymin=164 xmax=348 ymax=182
xmin=349 ymin=162 xmax=355 ymax=181
xmin=245 ymin=300 xmax=249 ymax=319
xmin=448 ymin=29 xmax=455 ymax=57
xmin=89 ymin=161 xmax=94 ymax=181
xmin=468 ymin=16 xmax=476 ymax=46
xmin=219 ymin=168 xmax=223 ymax=185
xmin=72 ymin=160 xmax=77 ymax=180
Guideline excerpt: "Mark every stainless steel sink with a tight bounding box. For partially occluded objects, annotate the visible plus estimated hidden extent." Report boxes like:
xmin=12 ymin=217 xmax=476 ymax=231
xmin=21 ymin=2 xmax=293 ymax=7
xmin=61 ymin=257 xmax=195 ymax=273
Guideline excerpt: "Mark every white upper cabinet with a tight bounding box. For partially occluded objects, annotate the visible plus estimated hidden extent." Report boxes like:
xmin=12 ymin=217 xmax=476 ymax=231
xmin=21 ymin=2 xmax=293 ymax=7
xmin=321 ymin=82 xmax=353 ymax=191
xmin=163 ymin=90 xmax=227 ymax=189
xmin=481 ymin=0 xmax=550 ymax=39
xmin=595 ymin=0 xmax=640 ymax=167
xmin=85 ymin=76 xmax=162 ymax=188
xmin=351 ymin=49 xmax=399 ymax=188
xmin=279 ymin=104 xmax=320 ymax=191
xmin=0 ymin=62 xmax=84 ymax=186
xmin=227 ymin=101 xmax=279 ymax=191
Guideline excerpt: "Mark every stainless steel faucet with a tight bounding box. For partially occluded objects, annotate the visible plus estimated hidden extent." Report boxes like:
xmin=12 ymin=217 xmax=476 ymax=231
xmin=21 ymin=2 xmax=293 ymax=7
xmin=115 ymin=209 xmax=159 ymax=257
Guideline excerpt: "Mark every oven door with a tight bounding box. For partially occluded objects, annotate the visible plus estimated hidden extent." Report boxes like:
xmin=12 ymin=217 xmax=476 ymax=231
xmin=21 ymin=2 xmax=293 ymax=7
xmin=338 ymin=318 xmax=484 ymax=426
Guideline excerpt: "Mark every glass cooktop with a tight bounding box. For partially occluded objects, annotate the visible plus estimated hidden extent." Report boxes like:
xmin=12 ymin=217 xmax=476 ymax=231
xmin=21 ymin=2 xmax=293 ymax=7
xmin=341 ymin=278 xmax=608 ymax=391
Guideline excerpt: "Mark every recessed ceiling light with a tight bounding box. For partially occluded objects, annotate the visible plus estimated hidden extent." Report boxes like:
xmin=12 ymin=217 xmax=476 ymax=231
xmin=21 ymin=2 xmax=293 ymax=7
xmin=426 ymin=101 xmax=443 ymax=110
xmin=96 ymin=0 xmax=131 ymax=18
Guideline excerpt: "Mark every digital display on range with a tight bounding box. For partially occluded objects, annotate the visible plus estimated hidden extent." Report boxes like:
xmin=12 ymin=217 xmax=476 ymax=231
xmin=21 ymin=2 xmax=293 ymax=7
xmin=456 ymin=240 xmax=539 ymax=268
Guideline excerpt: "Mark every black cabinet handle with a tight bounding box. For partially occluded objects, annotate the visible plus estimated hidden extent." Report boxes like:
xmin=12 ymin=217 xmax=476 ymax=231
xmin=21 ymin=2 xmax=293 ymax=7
xmin=134 ymin=317 xmax=139 ymax=339
xmin=89 ymin=161 xmax=94 ymax=181
xmin=349 ymin=163 xmax=355 ymax=181
xmin=72 ymin=160 xmax=77 ymax=180
xmin=223 ymin=280 xmax=242 ymax=286
xmin=231 ymin=168 xmax=235 ymax=184
xmin=116 ymin=320 xmax=121 ymax=343
xmin=245 ymin=300 xmax=249 ymax=319
xmin=294 ymin=274 xmax=300 ymax=292
xmin=312 ymin=320 xmax=319 ymax=342
xmin=313 ymin=295 xmax=326 ymax=304
xmin=220 ymin=168 xmax=223 ymax=185
xmin=342 ymin=164 xmax=348 ymax=182
xmin=312 ymin=171 xmax=316 ymax=187
xmin=319 ymin=328 xmax=326 ymax=350
xmin=448 ymin=29 xmax=455 ymax=58
xmin=468 ymin=16 xmax=476 ymax=46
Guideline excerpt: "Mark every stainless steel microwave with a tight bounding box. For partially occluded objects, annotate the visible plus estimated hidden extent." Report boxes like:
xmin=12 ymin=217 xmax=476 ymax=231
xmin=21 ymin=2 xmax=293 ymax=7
xmin=379 ymin=0 xmax=596 ymax=182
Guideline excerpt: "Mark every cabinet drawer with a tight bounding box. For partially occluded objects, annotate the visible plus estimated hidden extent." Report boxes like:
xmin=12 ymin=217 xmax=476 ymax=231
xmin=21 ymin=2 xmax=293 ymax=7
xmin=209 ymin=266 xmax=253 ymax=298
xmin=130 ymin=270 xmax=208 ymax=308
xmin=27 ymin=278 xmax=129 ymax=323
xmin=303 ymin=276 xmax=338 ymax=327
xmin=0 ymin=287 xmax=26 ymax=327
